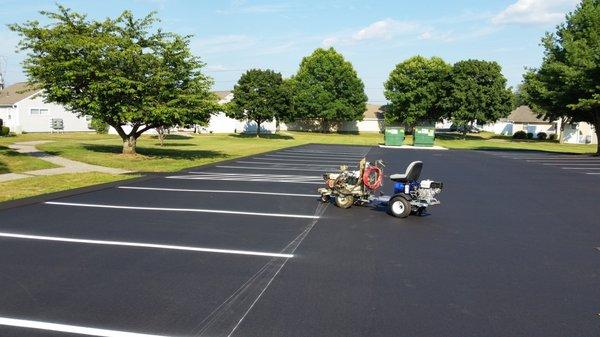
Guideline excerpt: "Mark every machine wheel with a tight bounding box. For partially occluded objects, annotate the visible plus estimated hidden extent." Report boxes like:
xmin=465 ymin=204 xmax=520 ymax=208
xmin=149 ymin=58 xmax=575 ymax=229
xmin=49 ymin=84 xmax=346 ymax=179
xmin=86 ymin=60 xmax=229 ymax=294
xmin=387 ymin=196 xmax=411 ymax=218
xmin=335 ymin=194 xmax=354 ymax=209
xmin=320 ymin=194 xmax=330 ymax=203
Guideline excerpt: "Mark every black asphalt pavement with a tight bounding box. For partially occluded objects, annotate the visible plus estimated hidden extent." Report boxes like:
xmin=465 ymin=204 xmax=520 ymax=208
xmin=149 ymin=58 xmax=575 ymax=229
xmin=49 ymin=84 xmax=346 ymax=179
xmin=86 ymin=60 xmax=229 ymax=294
xmin=0 ymin=144 xmax=599 ymax=337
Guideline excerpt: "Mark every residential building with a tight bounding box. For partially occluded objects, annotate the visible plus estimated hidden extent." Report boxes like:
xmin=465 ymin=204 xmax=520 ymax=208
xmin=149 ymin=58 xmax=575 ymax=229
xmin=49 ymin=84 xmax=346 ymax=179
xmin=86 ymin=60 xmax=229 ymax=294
xmin=482 ymin=105 xmax=597 ymax=144
xmin=0 ymin=82 xmax=92 ymax=134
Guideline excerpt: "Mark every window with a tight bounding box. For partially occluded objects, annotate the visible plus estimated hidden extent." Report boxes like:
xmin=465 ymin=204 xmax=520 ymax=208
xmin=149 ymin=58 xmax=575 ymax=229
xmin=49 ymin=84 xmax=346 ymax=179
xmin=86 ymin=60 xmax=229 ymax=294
xmin=30 ymin=108 xmax=49 ymax=115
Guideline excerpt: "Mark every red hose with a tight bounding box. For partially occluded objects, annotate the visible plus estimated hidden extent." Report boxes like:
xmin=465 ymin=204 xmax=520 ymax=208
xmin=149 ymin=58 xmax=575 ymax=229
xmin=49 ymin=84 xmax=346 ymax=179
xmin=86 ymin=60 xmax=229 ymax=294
xmin=363 ymin=166 xmax=382 ymax=190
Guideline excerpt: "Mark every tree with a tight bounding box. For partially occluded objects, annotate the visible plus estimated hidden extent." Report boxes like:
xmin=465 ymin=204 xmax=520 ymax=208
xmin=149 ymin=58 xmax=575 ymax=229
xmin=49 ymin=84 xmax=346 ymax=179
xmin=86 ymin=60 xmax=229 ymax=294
xmin=292 ymin=48 xmax=367 ymax=132
xmin=227 ymin=69 xmax=289 ymax=137
xmin=10 ymin=5 xmax=216 ymax=154
xmin=520 ymin=0 xmax=600 ymax=155
xmin=443 ymin=59 xmax=514 ymax=136
xmin=384 ymin=56 xmax=451 ymax=128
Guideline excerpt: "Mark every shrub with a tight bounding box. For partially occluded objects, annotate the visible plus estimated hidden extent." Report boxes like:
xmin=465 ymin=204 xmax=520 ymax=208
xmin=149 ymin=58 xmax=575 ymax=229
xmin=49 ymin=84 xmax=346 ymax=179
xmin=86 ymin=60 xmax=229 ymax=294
xmin=91 ymin=118 xmax=109 ymax=134
xmin=526 ymin=132 xmax=534 ymax=139
xmin=513 ymin=130 xmax=527 ymax=139
xmin=548 ymin=133 xmax=557 ymax=140
xmin=0 ymin=126 xmax=9 ymax=136
xmin=537 ymin=132 xmax=547 ymax=140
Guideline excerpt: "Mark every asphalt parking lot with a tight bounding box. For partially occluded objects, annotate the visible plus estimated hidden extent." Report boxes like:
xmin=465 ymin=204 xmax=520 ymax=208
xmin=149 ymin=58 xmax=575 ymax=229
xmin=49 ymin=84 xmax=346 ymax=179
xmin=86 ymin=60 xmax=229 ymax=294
xmin=0 ymin=144 xmax=599 ymax=337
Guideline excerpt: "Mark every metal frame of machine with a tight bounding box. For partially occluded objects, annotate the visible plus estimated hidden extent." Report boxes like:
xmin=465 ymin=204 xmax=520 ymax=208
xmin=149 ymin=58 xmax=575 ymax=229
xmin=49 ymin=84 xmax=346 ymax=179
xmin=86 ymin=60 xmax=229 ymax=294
xmin=318 ymin=159 xmax=443 ymax=218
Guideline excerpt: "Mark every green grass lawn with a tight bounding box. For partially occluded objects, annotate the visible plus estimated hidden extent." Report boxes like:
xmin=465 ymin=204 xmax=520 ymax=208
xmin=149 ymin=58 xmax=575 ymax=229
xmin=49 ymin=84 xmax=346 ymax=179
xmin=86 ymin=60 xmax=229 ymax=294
xmin=435 ymin=132 xmax=596 ymax=154
xmin=0 ymin=130 xmax=596 ymax=203
xmin=35 ymin=131 xmax=384 ymax=172
xmin=0 ymin=172 xmax=138 ymax=203
xmin=0 ymin=145 xmax=58 ymax=174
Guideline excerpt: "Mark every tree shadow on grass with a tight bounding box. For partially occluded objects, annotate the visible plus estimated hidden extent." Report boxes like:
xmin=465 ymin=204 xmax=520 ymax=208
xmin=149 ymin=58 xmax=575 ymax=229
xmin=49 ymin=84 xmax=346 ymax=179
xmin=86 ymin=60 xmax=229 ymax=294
xmin=0 ymin=146 xmax=26 ymax=174
xmin=149 ymin=134 xmax=193 ymax=140
xmin=230 ymin=133 xmax=294 ymax=140
xmin=0 ymin=157 xmax=8 ymax=174
xmin=80 ymin=144 xmax=227 ymax=160
xmin=151 ymin=142 xmax=197 ymax=147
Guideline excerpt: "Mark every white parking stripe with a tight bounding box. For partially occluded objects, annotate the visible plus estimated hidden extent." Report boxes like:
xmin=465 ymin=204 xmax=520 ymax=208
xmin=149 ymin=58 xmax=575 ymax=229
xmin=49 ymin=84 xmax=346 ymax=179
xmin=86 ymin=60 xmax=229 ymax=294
xmin=265 ymin=154 xmax=363 ymax=160
xmin=561 ymin=167 xmax=600 ymax=170
xmin=236 ymin=161 xmax=352 ymax=167
xmin=187 ymin=172 xmax=319 ymax=177
xmin=0 ymin=232 xmax=294 ymax=258
xmin=586 ymin=172 xmax=600 ymax=175
xmin=118 ymin=186 xmax=318 ymax=197
xmin=216 ymin=165 xmax=330 ymax=172
xmin=0 ymin=317 xmax=169 ymax=337
xmin=45 ymin=202 xmax=320 ymax=219
xmin=541 ymin=163 xmax=600 ymax=166
xmin=167 ymin=176 xmax=323 ymax=184
xmin=271 ymin=152 xmax=364 ymax=157
xmin=252 ymin=157 xmax=353 ymax=163
xmin=284 ymin=149 xmax=369 ymax=155
xmin=519 ymin=158 xmax=600 ymax=163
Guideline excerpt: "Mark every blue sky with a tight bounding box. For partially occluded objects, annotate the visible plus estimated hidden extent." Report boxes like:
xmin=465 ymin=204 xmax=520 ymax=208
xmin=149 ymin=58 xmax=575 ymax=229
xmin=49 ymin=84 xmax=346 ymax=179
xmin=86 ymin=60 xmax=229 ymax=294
xmin=0 ymin=0 xmax=580 ymax=103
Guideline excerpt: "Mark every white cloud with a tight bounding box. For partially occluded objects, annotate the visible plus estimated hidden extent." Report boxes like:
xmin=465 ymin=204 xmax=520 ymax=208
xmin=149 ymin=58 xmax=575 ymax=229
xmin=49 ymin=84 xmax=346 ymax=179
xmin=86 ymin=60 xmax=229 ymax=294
xmin=492 ymin=0 xmax=579 ymax=25
xmin=321 ymin=18 xmax=421 ymax=47
xmin=194 ymin=35 xmax=256 ymax=54
xmin=352 ymin=19 xmax=419 ymax=41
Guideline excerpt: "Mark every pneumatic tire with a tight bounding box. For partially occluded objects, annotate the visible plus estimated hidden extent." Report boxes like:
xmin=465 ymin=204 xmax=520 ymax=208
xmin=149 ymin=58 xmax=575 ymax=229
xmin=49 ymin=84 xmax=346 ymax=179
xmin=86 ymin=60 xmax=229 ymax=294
xmin=388 ymin=196 xmax=411 ymax=218
xmin=335 ymin=194 xmax=354 ymax=209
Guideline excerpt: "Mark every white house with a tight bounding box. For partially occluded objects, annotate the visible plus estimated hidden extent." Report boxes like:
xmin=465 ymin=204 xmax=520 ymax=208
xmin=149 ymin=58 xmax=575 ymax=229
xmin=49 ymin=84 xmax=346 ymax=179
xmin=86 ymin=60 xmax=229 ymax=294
xmin=482 ymin=105 xmax=597 ymax=144
xmin=482 ymin=106 xmax=559 ymax=137
xmin=199 ymin=91 xmax=279 ymax=134
xmin=0 ymin=82 xmax=92 ymax=134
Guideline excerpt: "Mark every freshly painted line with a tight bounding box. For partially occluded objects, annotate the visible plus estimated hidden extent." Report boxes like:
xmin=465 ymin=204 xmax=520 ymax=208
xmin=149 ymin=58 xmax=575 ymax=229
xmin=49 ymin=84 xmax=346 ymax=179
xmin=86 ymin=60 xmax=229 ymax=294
xmin=0 ymin=232 xmax=294 ymax=258
xmin=118 ymin=186 xmax=319 ymax=197
xmin=252 ymin=157 xmax=353 ymax=163
xmin=236 ymin=161 xmax=353 ymax=167
xmin=542 ymin=163 xmax=600 ymax=166
xmin=513 ymin=157 xmax=600 ymax=161
xmin=269 ymin=152 xmax=364 ymax=158
xmin=283 ymin=149 xmax=368 ymax=155
xmin=265 ymin=154 xmax=363 ymax=160
xmin=186 ymin=172 xmax=321 ymax=179
xmin=167 ymin=176 xmax=323 ymax=184
xmin=0 ymin=317 xmax=169 ymax=337
xmin=216 ymin=165 xmax=331 ymax=172
xmin=45 ymin=201 xmax=320 ymax=219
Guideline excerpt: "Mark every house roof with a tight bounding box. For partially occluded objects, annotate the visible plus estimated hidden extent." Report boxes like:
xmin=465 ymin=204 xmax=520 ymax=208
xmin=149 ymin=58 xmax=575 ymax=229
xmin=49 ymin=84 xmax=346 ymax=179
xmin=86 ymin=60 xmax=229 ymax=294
xmin=213 ymin=90 xmax=232 ymax=100
xmin=364 ymin=104 xmax=384 ymax=119
xmin=504 ymin=105 xmax=548 ymax=124
xmin=0 ymin=82 xmax=42 ymax=106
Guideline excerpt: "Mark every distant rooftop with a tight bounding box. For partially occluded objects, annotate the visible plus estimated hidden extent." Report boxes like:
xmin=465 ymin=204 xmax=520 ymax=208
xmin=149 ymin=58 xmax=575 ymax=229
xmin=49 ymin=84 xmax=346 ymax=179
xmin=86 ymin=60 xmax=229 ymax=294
xmin=504 ymin=105 xmax=548 ymax=124
xmin=0 ymin=82 xmax=42 ymax=106
xmin=213 ymin=90 xmax=232 ymax=100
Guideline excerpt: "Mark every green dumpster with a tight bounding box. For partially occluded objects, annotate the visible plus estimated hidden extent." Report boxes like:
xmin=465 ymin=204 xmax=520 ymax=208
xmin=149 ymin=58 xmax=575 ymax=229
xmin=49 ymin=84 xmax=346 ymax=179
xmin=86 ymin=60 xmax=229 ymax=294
xmin=413 ymin=126 xmax=435 ymax=147
xmin=384 ymin=127 xmax=405 ymax=146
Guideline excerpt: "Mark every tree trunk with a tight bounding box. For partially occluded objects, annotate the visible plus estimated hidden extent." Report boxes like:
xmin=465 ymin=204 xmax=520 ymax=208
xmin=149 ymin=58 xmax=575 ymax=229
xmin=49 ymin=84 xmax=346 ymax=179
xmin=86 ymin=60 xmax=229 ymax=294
xmin=157 ymin=126 xmax=165 ymax=146
xmin=321 ymin=119 xmax=329 ymax=133
xmin=594 ymin=117 xmax=600 ymax=156
xmin=256 ymin=120 xmax=261 ymax=137
xmin=122 ymin=135 xmax=138 ymax=155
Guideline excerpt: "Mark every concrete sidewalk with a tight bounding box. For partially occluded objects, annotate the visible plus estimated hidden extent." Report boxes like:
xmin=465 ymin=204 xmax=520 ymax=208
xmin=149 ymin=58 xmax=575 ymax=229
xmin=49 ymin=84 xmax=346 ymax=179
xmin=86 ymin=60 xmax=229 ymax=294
xmin=0 ymin=141 xmax=129 ymax=182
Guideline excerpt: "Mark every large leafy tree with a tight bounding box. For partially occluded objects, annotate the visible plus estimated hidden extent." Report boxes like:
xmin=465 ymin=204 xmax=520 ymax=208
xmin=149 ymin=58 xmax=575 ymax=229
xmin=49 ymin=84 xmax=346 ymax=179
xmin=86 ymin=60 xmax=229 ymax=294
xmin=292 ymin=48 xmax=367 ymax=132
xmin=227 ymin=69 xmax=289 ymax=136
xmin=10 ymin=5 xmax=216 ymax=154
xmin=384 ymin=56 xmax=451 ymax=127
xmin=521 ymin=0 xmax=600 ymax=155
xmin=443 ymin=59 xmax=514 ymax=135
